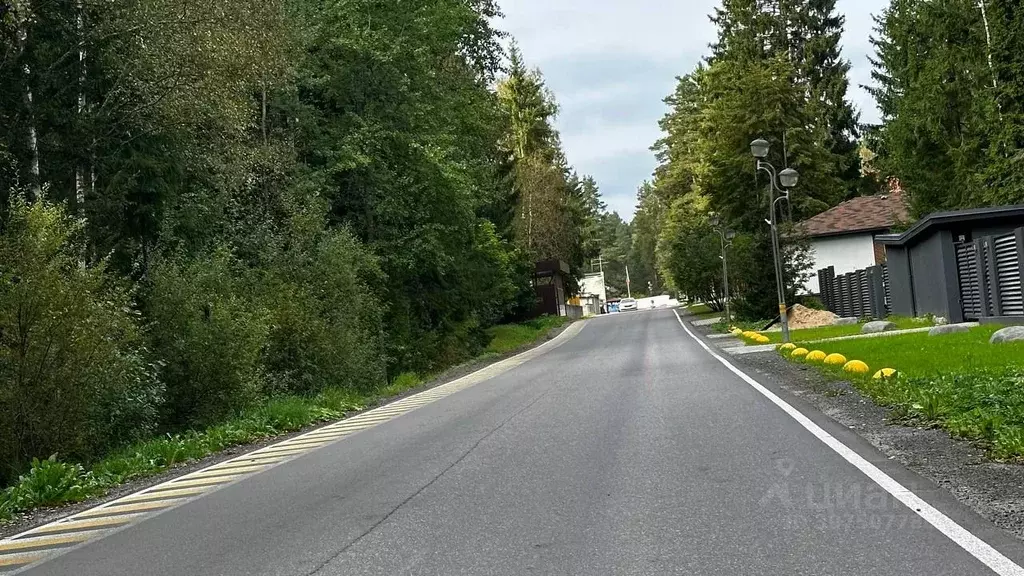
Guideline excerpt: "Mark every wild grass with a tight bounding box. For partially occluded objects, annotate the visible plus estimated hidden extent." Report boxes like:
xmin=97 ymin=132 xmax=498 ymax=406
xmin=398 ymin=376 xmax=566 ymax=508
xmin=483 ymin=315 xmax=569 ymax=355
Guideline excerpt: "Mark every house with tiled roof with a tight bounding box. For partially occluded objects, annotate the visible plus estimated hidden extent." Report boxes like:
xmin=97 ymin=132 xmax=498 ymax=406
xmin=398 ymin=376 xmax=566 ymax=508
xmin=798 ymin=190 xmax=910 ymax=294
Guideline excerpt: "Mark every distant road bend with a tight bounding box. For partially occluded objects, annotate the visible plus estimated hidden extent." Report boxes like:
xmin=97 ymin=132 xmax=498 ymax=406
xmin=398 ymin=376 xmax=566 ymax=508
xmin=7 ymin=309 xmax=1024 ymax=575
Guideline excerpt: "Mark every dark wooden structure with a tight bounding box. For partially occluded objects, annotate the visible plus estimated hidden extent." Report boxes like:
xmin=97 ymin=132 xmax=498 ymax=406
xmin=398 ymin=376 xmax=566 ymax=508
xmin=533 ymin=260 xmax=570 ymax=318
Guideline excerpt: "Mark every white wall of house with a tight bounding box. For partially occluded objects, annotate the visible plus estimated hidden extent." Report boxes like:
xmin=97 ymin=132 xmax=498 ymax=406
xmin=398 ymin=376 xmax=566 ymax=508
xmin=804 ymin=233 xmax=877 ymax=294
xmin=580 ymin=272 xmax=607 ymax=303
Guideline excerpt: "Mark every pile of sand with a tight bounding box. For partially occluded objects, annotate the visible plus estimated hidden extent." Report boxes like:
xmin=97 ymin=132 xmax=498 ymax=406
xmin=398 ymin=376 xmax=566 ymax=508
xmin=786 ymin=304 xmax=838 ymax=329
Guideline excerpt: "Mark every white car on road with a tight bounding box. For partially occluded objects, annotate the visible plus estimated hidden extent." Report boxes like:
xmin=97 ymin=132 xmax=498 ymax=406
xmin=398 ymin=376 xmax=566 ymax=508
xmin=619 ymin=298 xmax=638 ymax=311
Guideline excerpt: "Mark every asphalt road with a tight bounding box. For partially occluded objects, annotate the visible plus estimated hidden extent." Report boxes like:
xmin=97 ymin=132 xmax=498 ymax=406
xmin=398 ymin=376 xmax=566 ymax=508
xmin=17 ymin=310 xmax=1024 ymax=575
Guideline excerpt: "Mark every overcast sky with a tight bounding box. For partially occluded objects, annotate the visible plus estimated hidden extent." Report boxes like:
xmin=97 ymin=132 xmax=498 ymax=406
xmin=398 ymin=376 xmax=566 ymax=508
xmin=497 ymin=0 xmax=886 ymax=220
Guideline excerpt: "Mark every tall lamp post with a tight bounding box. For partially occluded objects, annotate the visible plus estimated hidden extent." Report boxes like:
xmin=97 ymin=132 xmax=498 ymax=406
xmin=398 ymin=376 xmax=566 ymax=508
xmin=709 ymin=215 xmax=735 ymax=324
xmin=750 ymin=138 xmax=799 ymax=344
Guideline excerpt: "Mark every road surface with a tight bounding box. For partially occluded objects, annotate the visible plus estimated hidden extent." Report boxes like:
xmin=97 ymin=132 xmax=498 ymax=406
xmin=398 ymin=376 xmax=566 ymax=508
xmin=9 ymin=309 xmax=1024 ymax=575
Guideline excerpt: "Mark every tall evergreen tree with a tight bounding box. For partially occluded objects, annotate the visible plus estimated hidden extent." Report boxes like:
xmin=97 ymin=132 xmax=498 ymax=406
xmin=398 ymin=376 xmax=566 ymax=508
xmin=868 ymin=0 xmax=996 ymax=216
xmin=711 ymin=0 xmax=860 ymax=198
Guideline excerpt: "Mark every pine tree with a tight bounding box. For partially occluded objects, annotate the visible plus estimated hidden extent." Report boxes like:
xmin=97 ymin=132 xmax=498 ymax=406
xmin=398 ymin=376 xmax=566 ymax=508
xmin=983 ymin=0 xmax=1024 ymax=205
xmin=711 ymin=0 xmax=860 ymax=198
xmin=868 ymin=0 xmax=996 ymax=216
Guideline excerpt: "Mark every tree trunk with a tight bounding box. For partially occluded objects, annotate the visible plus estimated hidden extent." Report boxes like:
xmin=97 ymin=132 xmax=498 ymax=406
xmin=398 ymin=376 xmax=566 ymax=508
xmin=261 ymin=84 xmax=268 ymax=146
xmin=14 ymin=2 xmax=41 ymax=199
xmin=978 ymin=0 xmax=997 ymax=91
xmin=75 ymin=0 xmax=87 ymax=214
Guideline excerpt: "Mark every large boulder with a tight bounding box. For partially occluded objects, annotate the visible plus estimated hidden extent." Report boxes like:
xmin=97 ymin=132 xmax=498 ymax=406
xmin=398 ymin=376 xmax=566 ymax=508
xmin=862 ymin=321 xmax=897 ymax=334
xmin=929 ymin=324 xmax=971 ymax=336
xmin=833 ymin=317 xmax=859 ymax=326
xmin=990 ymin=326 xmax=1024 ymax=344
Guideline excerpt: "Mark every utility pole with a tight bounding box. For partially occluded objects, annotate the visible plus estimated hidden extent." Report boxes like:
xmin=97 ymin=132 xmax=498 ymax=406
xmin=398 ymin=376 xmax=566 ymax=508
xmin=625 ymin=265 xmax=632 ymax=298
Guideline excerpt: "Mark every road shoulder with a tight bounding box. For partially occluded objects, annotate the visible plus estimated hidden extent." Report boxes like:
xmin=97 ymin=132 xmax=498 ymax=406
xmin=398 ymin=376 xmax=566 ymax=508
xmin=679 ymin=312 xmax=1024 ymax=570
xmin=0 ymin=320 xmax=584 ymax=541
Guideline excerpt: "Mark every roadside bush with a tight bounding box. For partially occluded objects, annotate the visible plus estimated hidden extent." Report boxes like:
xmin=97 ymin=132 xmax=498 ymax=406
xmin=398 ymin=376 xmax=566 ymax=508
xmin=261 ymin=225 xmax=386 ymax=395
xmin=2 ymin=457 xmax=95 ymax=511
xmin=146 ymin=248 xmax=270 ymax=428
xmin=0 ymin=199 xmax=161 ymax=485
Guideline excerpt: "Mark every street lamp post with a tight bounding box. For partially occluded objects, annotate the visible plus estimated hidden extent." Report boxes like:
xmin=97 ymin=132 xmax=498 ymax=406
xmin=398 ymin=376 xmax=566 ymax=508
xmin=750 ymin=138 xmax=799 ymax=344
xmin=709 ymin=215 xmax=735 ymax=324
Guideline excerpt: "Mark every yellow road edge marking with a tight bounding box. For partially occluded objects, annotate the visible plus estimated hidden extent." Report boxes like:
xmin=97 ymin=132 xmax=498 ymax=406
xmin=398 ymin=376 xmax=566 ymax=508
xmin=226 ymin=452 xmax=291 ymax=463
xmin=209 ymin=458 xmax=285 ymax=470
xmin=245 ymin=447 xmax=312 ymax=458
xmin=0 ymin=552 xmax=44 ymax=567
xmin=338 ymin=416 xmax=394 ymax=426
xmin=30 ymin=514 xmax=144 ymax=535
xmin=273 ymin=438 xmax=333 ymax=448
xmin=156 ymin=476 xmax=238 ymax=490
xmin=292 ymin=432 xmax=349 ymax=441
xmin=261 ymin=442 xmax=327 ymax=452
xmin=0 ymin=321 xmax=587 ymax=556
xmin=324 ymin=419 xmax=390 ymax=431
xmin=0 ymin=532 xmax=96 ymax=553
xmin=186 ymin=464 xmax=267 ymax=479
xmin=76 ymin=499 xmax=184 ymax=519
xmin=118 ymin=486 xmax=209 ymax=503
xmin=252 ymin=444 xmax=324 ymax=456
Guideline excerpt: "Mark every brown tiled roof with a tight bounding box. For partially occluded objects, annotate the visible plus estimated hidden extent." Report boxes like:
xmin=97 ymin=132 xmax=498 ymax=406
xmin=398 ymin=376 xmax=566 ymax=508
xmin=798 ymin=191 xmax=909 ymax=237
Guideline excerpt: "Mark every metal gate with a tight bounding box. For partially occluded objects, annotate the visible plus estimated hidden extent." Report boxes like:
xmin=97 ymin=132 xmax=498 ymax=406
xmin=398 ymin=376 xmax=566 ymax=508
xmin=995 ymin=234 xmax=1024 ymax=316
xmin=956 ymin=241 xmax=981 ymax=320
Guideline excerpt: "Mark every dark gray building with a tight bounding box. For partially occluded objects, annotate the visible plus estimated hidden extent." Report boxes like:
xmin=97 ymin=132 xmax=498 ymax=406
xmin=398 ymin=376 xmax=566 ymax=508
xmin=877 ymin=205 xmax=1024 ymax=323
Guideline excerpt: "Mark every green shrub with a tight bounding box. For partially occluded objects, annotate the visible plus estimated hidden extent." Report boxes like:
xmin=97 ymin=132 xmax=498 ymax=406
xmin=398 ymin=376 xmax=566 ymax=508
xmin=260 ymin=226 xmax=385 ymax=395
xmin=146 ymin=248 xmax=270 ymax=427
xmin=0 ymin=199 xmax=161 ymax=485
xmin=798 ymin=295 xmax=826 ymax=310
xmin=3 ymin=457 xmax=96 ymax=512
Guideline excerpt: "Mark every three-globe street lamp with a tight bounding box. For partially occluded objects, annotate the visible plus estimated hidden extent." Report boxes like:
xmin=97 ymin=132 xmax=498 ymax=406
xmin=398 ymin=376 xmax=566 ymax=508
xmin=709 ymin=214 xmax=736 ymax=324
xmin=750 ymin=138 xmax=799 ymax=344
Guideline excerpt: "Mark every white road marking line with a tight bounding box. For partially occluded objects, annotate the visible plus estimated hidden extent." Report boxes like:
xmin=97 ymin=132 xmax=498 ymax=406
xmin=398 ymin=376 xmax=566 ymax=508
xmin=673 ymin=310 xmax=1024 ymax=576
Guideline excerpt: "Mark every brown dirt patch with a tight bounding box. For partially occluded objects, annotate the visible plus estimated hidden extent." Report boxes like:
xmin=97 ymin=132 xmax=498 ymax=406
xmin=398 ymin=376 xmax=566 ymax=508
xmin=786 ymin=303 xmax=838 ymax=329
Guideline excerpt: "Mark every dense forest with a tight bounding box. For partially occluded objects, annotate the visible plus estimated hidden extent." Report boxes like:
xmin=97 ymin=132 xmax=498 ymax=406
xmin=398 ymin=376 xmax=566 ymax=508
xmin=629 ymin=0 xmax=1024 ymax=320
xmin=0 ymin=0 xmax=605 ymax=485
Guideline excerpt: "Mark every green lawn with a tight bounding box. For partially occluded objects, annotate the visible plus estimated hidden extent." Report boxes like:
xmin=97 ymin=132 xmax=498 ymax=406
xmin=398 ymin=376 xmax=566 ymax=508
xmin=684 ymin=302 xmax=726 ymax=319
xmin=756 ymin=316 xmax=932 ymax=344
xmin=783 ymin=324 xmax=1024 ymax=461
xmin=797 ymin=325 xmax=1017 ymax=375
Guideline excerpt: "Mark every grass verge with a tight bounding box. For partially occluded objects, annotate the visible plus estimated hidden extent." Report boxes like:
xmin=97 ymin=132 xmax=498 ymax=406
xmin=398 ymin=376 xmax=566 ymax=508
xmin=778 ymin=325 xmax=1024 ymax=460
xmin=726 ymin=316 xmax=933 ymax=345
xmin=683 ymin=302 xmax=723 ymax=318
xmin=0 ymin=315 xmax=570 ymax=523
xmin=482 ymin=315 xmax=570 ymax=356
xmin=758 ymin=316 xmax=931 ymax=344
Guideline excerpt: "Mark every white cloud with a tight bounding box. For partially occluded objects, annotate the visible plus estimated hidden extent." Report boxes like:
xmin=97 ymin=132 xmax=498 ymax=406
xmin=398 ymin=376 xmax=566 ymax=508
xmin=498 ymin=0 xmax=888 ymax=219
